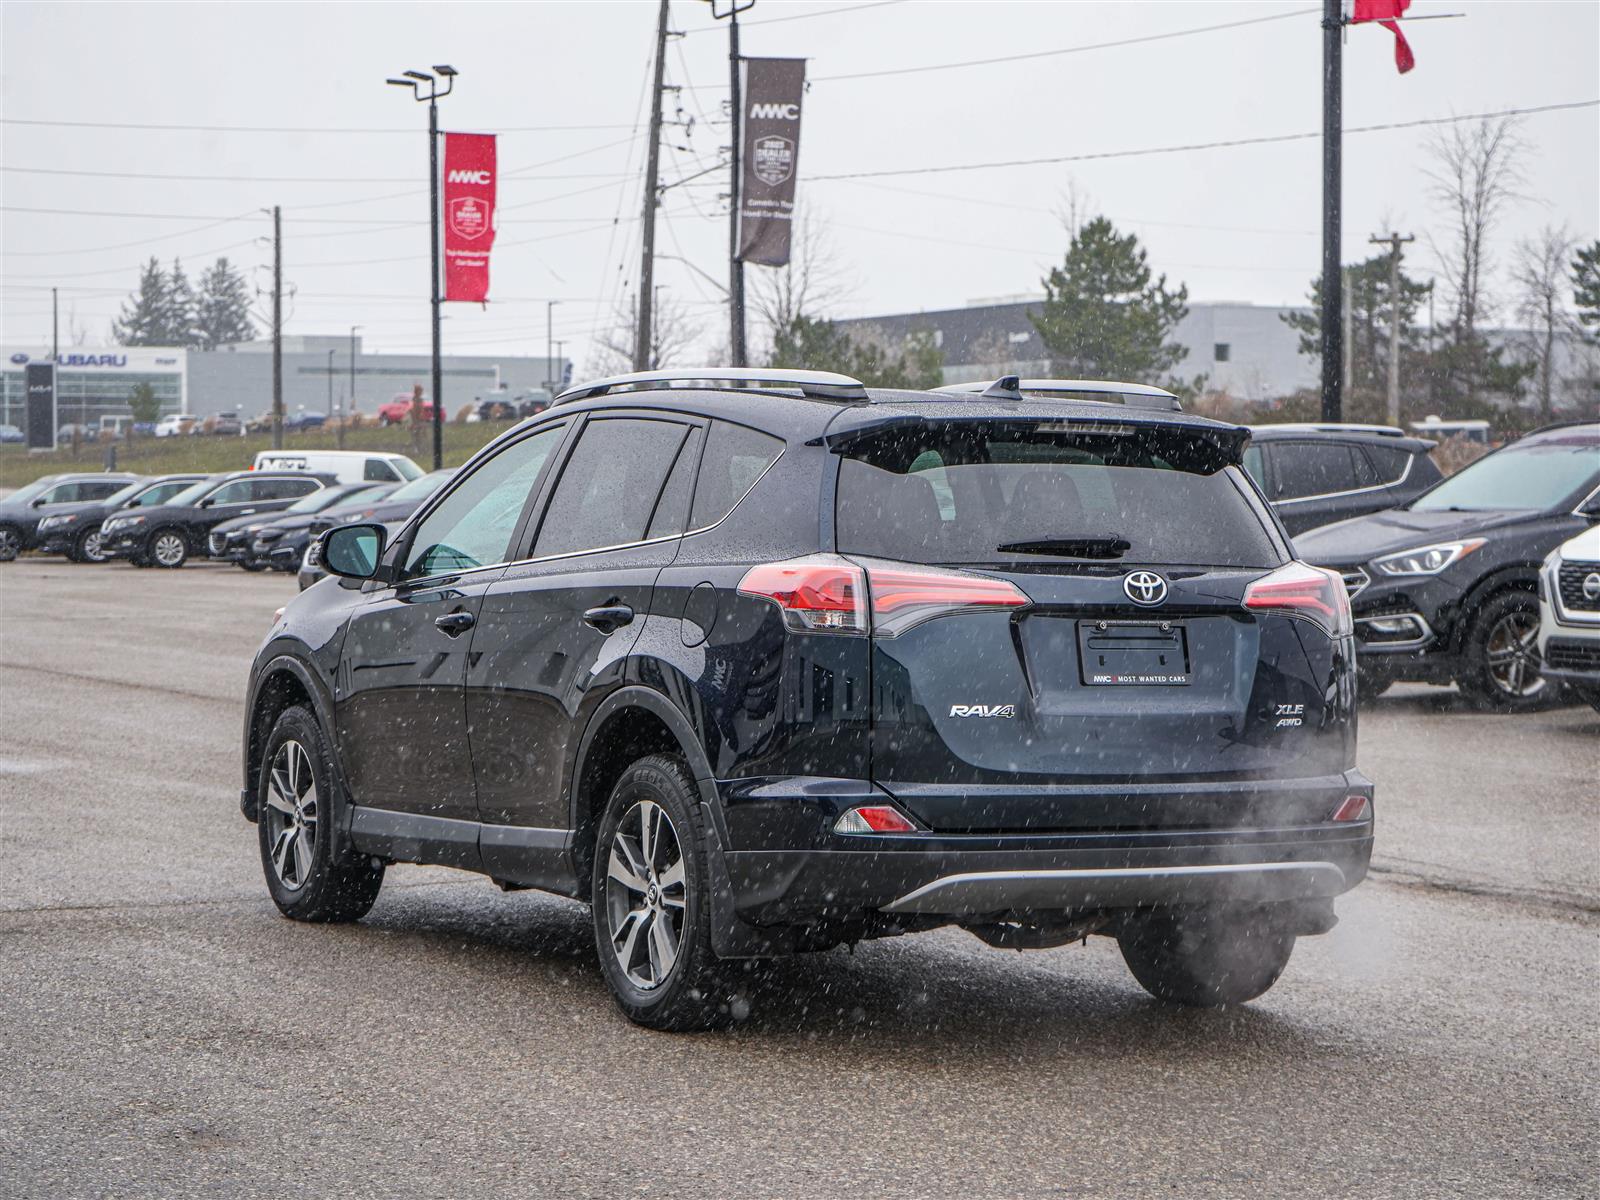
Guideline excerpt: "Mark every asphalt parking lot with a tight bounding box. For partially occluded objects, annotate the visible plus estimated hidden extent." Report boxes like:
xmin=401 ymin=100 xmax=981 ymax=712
xmin=2 ymin=560 xmax=1596 ymax=1199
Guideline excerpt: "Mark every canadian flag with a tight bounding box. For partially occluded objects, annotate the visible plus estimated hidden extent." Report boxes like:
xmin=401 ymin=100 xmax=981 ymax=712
xmin=1352 ymin=0 xmax=1416 ymax=74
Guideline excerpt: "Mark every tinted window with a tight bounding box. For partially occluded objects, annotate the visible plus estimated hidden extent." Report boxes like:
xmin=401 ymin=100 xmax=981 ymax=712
xmin=689 ymin=421 xmax=783 ymax=529
xmin=405 ymin=425 xmax=565 ymax=577
xmin=1268 ymin=442 xmax=1360 ymax=500
xmin=255 ymin=478 xmax=321 ymax=501
xmin=647 ymin=427 xmax=704 ymax=540
xmin=207 ymin=480 xmax=255 ymax=505
xmin=1365 ymin=444 xmax=1412 ymax=484
xmin=80 ymin=480 xmax=130 ymax=501
xmin=1349 ymin=447 xmax=1381 ymax=489
xmin=534 ymin=418 xmax=688 ymax=558
xmin=132 ymin=481 xmax=193 ymax=507
xmin=365 ymin=458 xmax=402 ymax=482
xmin=836 ymin=421 xmax=1280 ymax=569
xmin=1242 ymin=445 xmax=1266 ymax=489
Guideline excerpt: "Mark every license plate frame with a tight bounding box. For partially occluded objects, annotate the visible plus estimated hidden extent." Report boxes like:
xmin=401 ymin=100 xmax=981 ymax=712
xmin=1077 ymin=619 xmax=1191 ymax=686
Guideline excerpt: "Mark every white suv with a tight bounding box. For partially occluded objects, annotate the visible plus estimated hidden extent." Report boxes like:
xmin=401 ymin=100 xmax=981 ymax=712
xmin=1538 ymin=526 xmax=1600 ymax=711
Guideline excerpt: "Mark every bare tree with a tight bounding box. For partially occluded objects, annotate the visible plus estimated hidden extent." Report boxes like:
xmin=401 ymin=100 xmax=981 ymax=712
xmin=748 ymin=207 xmax=853 ymax=353
xmin=1425 ymin=115 xmax=1526 ymax=338
xmin=588 ymin=288 xmax=707 ymax=376
xmin=1514 ymin=225 xmax=1576 ymax=420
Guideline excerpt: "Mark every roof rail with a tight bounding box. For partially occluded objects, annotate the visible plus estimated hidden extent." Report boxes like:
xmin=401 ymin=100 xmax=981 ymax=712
xmin=1258 ymin=421 xmax=1407 ymax=437
xmin=554 ymin=367 xmax=868 ymax=405
xmin=934 ymin=377 xmax=1183 ymax=413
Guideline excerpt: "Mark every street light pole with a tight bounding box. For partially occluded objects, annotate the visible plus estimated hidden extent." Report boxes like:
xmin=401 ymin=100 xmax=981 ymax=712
xmin=326 ymin=348 xmax=335 ymax=419
xmin=545 ymin=300 xmax=560 ymax=393
xmin=387 ymin=66 xmax=457 ymax=471
xmin=349 ymin=325 xmax=361 ymax=413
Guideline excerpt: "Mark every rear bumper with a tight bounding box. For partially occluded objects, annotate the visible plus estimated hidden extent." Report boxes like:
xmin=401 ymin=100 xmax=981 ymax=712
xmin=716 ymin=772 xmax=1374 ymax=923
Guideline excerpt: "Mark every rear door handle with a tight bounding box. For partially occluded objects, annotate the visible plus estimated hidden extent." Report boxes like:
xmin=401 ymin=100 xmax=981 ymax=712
xmin=582 ymin=604 xmax=634 ymax=634
xmin=435 ymin=610 xmax=476 ymax=636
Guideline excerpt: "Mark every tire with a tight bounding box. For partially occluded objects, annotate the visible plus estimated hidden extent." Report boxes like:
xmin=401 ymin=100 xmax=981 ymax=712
xmin=238 ymin=560 xmax=269 ymax=572
xmin=73 ymin=526 xmax=111 ymax=564
xmin=1118 ymin=906 xmax=1296 ymax=1008
xmin=1456 ymin=589 xmax=1553 ymax=712
xmin=148 ymin=528 xmax=188 ymax=568
xmin=0 ymin=525 xmax=20 ymax=562
xmin=591 ymin=754 xmax=726 ymax=1032
xmin=258 ymin=705 xmax=384 ymax=923
xmin=130 ymin=553 xmax=152 ymax=568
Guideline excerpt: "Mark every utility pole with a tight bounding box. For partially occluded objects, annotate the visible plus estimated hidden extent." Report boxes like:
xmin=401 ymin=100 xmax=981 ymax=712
xmin=271 ymin=204 xmax=283 ymax=451
xmin=349 ymin=325 xmax=361 ymax=414
xmin=1342 ymin=266 xmax=1353 ymax=393
xmin=51 ymin=288 xmax=58 ymax=362
xmin=553 ymin=340 xmax=565 ymax=390
xmin=387 ymin=66 xmax=456 ymax=470
xmin=635 ymin=0 xmax=672 ymax=371
xmin=709 ymin=0 xmax=754 ymax=367
xmin=1320 ymin=0 xmax=1343 ymax=423
xmin=1370 ymin=231 xmax=1415 ymax=426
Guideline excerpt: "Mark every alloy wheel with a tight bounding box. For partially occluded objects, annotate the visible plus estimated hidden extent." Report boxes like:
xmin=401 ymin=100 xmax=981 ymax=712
xmin=263 ymin=739 xmax=318 ymax=890
xmin=604 ymin=800 xmax=687 ymax=991
xmin=81 ymin=530 xmax=109 ymax=563
xmin=0 ymin=527 xmax=19 ymax=561
xmin=1485 ymin=610 xmax=1545 ymax=699
xmin=152 ymin=532 xmax=185 ymax=567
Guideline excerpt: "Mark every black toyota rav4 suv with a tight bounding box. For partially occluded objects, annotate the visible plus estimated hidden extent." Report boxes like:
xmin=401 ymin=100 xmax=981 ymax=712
xmin=242 ymin=370 xmax=1372 ymax=1030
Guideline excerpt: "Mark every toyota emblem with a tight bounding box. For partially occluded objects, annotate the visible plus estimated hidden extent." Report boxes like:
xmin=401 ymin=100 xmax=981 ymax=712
xmin=1123 ymin=570 xmax=1168 ymax=607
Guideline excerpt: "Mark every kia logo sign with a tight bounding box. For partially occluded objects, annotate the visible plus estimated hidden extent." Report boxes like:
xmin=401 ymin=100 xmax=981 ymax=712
xmin=9 ymin=353 xmax=28 ymax=364
xmin=1123 ymin=571 xmax=1169 ymax=607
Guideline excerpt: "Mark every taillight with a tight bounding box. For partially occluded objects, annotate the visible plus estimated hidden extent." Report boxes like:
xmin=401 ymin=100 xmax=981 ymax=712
xmin=833 ymin=805 xmax=918 ymax=835
xmin=1243 ymin=561 xmax=1351 ymax=637
xmin=738 ymin=554 xmax=1029 ymax=636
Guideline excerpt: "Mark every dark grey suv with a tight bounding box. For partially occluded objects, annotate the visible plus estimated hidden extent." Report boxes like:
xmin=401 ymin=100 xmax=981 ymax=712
xmin=242 ymin=370 xmax=1373 ymax=1030
xmin=1246 ymin=424 xmax=1441 ymax=536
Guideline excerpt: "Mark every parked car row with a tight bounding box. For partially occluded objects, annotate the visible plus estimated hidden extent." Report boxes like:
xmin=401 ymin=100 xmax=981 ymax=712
xmin=0 ymin=450 xmax=441 ymax=573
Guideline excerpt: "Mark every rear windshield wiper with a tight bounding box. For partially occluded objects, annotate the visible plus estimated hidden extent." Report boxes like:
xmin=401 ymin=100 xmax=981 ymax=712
xmin=996 ymin=537 xmax=1132 ymax=559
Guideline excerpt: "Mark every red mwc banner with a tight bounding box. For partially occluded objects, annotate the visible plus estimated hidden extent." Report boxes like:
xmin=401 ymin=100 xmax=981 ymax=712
xmin=441 ymin=133 xmax=496 ymax=302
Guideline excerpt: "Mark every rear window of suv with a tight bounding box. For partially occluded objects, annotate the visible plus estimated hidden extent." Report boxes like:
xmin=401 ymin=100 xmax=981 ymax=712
xmin=835 ymin=421 xmax=1282 ymax=569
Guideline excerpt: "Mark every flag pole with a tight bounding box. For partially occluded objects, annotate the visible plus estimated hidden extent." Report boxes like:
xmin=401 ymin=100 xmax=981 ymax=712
xmin=1320 ymin=0 xmax=1344 ymax=423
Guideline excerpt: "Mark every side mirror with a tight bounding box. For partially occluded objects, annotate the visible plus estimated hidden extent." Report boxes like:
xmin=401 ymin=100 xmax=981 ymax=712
xmin=1580 ymin=495 xmax=1600 ymax=520
xmin=127 ymin=498 xmax=142 ymax=508
xmin=321 ymin=523 xmax=387 ymax=580
xmin=197 ymin=497 xmax=214 ymax=509
xmin=29 ymin=497 xmax=46 ymax=508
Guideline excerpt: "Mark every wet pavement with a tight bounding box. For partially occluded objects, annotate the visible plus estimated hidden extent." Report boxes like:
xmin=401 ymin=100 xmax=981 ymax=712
xmin=2 ymin=560 xmax=1596 ymax=1198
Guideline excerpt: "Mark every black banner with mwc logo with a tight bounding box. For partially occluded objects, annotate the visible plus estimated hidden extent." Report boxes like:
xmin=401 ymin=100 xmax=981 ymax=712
xmin=738 ymin=58 xmax=805 ymax=268
xmin=442 ymin=133 xmax=497 ymax=302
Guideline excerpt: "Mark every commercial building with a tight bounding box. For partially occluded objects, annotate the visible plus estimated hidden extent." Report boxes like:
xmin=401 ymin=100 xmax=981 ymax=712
xmin=1 ymin=336 xmax=566 ymax=431
xmin=837 ymin=298 xmax=1599 ymax=409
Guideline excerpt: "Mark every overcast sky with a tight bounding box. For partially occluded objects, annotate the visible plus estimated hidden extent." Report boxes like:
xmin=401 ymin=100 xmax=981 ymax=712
xmin=3 ymin=0 xmax=1596 ymax=374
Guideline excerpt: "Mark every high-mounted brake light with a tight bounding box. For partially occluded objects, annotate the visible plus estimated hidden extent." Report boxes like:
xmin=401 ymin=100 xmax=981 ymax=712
xmin=1243 ymin=561 xmax=1352 ymax=637
xmin=833 ymin=805 xmax=918 ymax=835
xmin=739 ymin=554 xmax=1029 ymax=637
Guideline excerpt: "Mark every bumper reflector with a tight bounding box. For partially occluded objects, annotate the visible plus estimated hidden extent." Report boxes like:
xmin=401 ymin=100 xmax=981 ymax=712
xmin=1331 ymin=795 xmax=1371 ymax=822
xmin=833 ymin=806 xmax=917 ymax=835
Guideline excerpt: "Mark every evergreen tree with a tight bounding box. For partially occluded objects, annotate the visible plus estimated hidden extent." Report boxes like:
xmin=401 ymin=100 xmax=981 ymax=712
xmin=1283 ymin=252 xmax=1435 ymax=398
xmin=1029 ymin=217 xmax=1190 ymax=384
xmin=112 ymin=258 xmax=169 ymax=346
xmin=165 ymin=259 xmax=197 ymax=347
xmin=769 ymin=316 xmax=944 ymax=388
xmin=193 ymin=257 xmax=258 ymax=349
xmin=127 ymin=381 xmax=162 ymax=425
xmin=1574 ymin=240 xmax=1600 ymax=331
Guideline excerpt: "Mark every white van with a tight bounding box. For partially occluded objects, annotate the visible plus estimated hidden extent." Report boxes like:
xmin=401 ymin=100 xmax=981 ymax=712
xmin=252 ymin=450 xmax=424 ymax=485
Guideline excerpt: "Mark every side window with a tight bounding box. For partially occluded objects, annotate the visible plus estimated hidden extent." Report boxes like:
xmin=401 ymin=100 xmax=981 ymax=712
xmin=646 ymin=427 xmax=704 ymax=540
xmin=39 ymin=483 xmax=80 ymax=502
xmin=688 ymin=421 xmax=784 ymax=530
xmin=364 ymin=458 xmax=401 ymax=482
xmin=1269 ymin=442 xmax=1359 ymax=500
xmin=1364 ymin=444 xmax=1411 ymax=484
xmin=1349 ymin=447 xmax=1381 ymax=489
xmin=256 ymin=478 xmax=321 ymax=501
xmin=207 ymin=480 xmax=255 ymax=505
xmin=1242 ymin=445 xmax=1266 ymax=490
xmin=81 ymin=480 xmax=127 ymax=501
xmin=404 ymin=424 xmax=565 ymax=578
xmin=533 ymin=418 xmax=689 ymax=558
xmin=142 ymin=482 xmax=187 ymax=506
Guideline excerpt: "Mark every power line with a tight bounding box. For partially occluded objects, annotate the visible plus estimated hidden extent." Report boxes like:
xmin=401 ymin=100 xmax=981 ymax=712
xmin=809 ymin=6 xmax=1319 ymax=82
xmin=806 ymin=100 xmax=1600 ymax=181
xmin=686 ymin=0 xmax=905 ymax=32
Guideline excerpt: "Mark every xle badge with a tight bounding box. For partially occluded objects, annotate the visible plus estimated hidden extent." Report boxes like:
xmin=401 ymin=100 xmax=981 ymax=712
xmin=1275 ymin=703 xmax=1305 ymax=728
xmin=950 ymin=704 xmax=1016 ymax=718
